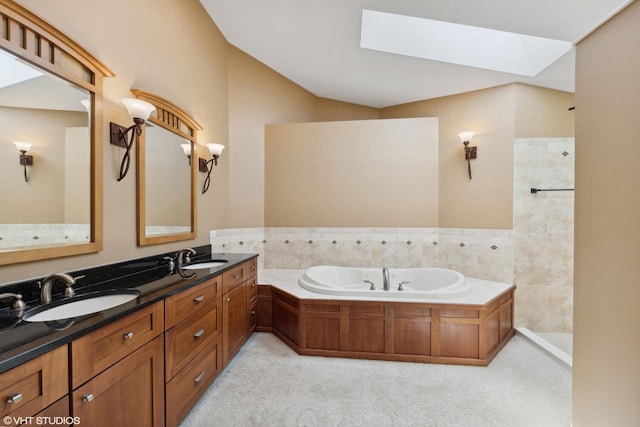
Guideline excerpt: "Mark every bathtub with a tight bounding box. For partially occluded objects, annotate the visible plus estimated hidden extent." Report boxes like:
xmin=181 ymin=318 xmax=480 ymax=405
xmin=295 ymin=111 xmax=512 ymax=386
xmin=298 ymin=266 xmax=472 ymax=299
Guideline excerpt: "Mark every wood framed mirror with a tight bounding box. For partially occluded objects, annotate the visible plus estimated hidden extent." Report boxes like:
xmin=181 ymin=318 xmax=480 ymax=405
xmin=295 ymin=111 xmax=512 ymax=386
xmin=0 ymin=0 xmax=113 ymax=265
xmin=132 ymin=89 xmax=199 ymax=246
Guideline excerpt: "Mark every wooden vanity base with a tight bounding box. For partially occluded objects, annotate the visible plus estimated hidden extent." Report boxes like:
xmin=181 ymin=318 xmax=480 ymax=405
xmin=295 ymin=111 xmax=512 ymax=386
xmin=263 ymin=285 xmax=515 ymax=366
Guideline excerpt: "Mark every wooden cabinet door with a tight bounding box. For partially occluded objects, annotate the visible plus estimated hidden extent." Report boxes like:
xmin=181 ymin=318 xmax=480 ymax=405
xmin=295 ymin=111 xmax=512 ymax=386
xmin=223 ymin=284 xmax=246 ymax=366
xmin=72 ymin=335 xmax=164 ymax=427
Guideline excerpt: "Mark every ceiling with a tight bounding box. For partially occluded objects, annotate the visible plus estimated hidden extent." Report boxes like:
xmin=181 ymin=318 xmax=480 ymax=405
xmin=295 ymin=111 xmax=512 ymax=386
xmin=200 ymin=0 xmax=632 ymax=108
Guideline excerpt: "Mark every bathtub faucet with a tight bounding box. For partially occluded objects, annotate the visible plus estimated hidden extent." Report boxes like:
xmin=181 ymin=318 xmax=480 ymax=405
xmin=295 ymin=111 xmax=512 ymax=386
xmin=382 ymin=268 xmax=390 ymax=291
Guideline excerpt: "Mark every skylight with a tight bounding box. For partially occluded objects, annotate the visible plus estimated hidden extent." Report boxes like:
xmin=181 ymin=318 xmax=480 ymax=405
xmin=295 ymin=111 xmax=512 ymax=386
xmin=0 ymin=48 xmax=43 ymax=89
xmin=360 ymin=9 xmax=573 ymax=77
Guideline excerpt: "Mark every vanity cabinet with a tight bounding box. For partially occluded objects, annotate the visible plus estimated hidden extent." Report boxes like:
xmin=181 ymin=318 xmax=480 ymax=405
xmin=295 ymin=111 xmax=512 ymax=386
xmin=0 ymin=346 xmax=68 ymax=426
xmin=165 ymin=276 xmax=223 ymax=427
xmin=70 ymin=302 xmax=165 ymax=427
xmin=223 ymin=281 xmax=246 ymax=366
xmin=222 ymin=259 xmax=259 ymax=367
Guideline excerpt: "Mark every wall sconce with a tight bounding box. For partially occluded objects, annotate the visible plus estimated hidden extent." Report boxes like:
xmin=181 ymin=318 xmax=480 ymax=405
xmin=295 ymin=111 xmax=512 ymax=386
xmin=199 ymin=143 xmax=225 ymax=194
xmin=457 ymin=131 xmax=476 ymax=179
xmin=110 ymin=98 xmax=156 ymax=181
xmin=14 ymin=141 xmax=33 ymax=182
xmin=180 ymin=143 xmax=192 ymax=165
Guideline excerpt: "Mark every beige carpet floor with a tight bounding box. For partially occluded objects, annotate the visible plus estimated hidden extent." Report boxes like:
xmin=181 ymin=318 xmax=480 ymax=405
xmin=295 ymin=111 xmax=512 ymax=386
xmin=180 ymin=332 xmax=571 ymax=427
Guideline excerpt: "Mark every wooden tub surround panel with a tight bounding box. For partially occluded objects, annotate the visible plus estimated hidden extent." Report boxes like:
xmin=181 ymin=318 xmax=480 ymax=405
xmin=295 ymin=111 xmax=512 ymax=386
xmin=268 ymin=286 xmax=515 ymax=366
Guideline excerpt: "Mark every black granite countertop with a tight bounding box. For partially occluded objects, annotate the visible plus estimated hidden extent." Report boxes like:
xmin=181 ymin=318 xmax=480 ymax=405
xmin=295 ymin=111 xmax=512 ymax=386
xmin=0 ymin=250 xmax=258 ymax=375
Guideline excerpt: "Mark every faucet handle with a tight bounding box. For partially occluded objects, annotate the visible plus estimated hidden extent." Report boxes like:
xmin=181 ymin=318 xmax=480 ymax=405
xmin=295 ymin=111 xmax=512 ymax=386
xmin=162 ymin=256 xmax=176 ymax=273
xmin=0 ymin=293 xmax=26 ymax=310
xmin=66 ymin=275 xmax=85 ymax=297
xmin=397 ymin=281 xmax=409 ymax=291
xmin=363 ymin=280 xmax=375 ymax=290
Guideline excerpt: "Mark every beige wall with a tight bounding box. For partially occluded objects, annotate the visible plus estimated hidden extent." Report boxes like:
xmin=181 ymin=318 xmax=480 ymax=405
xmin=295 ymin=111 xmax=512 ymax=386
xmin=314 ymin=97 xmax=380 ymax=122
xmin=573 ymin=2 xmax=640 ymax=425
xmin=0 ymin=107 xmax=87 ymax=223
xmin=227 ymin=46 xmax=317 ymax=228
xmin=227 ymin=47 xmax=382 ymax=227
xmin=2 ymin=0 xmax=230 ymax=283
xmin=265 ymin=118 xmax=439 ymax=227
xmin=514 ymin=84 xmax=575 ymax=138
xmin=381 ymin=85 xmax=516 ymax=229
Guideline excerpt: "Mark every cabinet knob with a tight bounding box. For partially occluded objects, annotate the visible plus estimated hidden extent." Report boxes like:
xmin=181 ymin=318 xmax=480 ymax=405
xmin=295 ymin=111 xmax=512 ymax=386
xmin=194 ymin=371 xmax=206 ymax=383
xmin=6 ymin=393 xmax=22 ymax=404
xmin=193 ymin=329 xmax=205 ymax=338
xmin=82 ymin=394 xmax=94 ymax=402
xmin=193 ymin=295 xmax=205 ymax=303
xmin=251 ymin=283 xmax=256 ymax=288
xmin=233 ymin=274 xmax=241 ymax=280
xmin=250 ymin=310 xmax=256 ymax=316
xmin=123 ymin=332 xmax=134 ymax=339
xmin=226 ymin=297 xmax=231 ymax=303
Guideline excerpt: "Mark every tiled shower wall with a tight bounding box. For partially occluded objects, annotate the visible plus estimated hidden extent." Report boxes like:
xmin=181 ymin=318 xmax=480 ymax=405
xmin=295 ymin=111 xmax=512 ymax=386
xmin=513 ymin=138 xmax=575 ymax=332
xmin=210 ymin=138 xmax=574 ymax=333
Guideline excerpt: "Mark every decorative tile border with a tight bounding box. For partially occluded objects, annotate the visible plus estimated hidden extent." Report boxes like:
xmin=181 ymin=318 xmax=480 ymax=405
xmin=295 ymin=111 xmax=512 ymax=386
xmin=0 ymin=224 xmax=90 ymax=249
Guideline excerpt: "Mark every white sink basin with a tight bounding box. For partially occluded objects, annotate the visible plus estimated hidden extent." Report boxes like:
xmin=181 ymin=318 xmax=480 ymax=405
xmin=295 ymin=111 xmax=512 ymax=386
xmin=22 ymin=290 xmax=139 ymax=322
xmin=181 ymin=260 xmax=228 ymax=270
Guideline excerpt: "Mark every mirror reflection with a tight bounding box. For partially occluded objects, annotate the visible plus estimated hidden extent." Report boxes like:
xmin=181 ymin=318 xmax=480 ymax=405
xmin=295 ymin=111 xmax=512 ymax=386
xmin=143 ymin=124 xmax=192 ymax=237
xmin=0 ymin=48 xmax=91 ymax=251
xmin=132 ymin=89 xmax=198 ymax=246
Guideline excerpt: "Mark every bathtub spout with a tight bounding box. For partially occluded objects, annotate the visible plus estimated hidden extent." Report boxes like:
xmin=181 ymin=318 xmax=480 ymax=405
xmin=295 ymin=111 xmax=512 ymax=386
xmin=382 ymin=268 xmax=390 ymax=291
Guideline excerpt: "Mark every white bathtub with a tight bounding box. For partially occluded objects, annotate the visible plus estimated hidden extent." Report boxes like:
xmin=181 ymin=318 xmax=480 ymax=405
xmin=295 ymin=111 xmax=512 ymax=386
xmin=298 ymin=266 xmax=472 ymax=299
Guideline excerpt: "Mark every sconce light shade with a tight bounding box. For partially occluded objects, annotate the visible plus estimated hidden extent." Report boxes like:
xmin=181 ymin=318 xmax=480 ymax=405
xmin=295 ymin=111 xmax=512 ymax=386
xmin=14 ymin=141 xmax=31 ymax=153
xmin=457 ymin=131 xmax=475 ymax=143
xmin=122 ymin=98 xmax=156 ymax=121
xmin=207 ymin=143 xmax=225 ymax=157
xmin=181 ymin=143 xmax=191 ymax=157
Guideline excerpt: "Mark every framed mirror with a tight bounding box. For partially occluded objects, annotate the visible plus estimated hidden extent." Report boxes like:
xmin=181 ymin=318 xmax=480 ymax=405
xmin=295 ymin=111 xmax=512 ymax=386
xmin=132 ymin=90 xmax=199 ymax=246
xmin=0 ymin=0 xmax=113 ymax=265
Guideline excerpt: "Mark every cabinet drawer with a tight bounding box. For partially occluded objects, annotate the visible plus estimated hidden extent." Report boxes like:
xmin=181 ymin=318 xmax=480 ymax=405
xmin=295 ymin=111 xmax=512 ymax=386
xmin=246 ymin=257 xmax=257 ymax=278
xmin=0 ymin=346 xmax=68 ymax=423
xmin=165 ymin=276 xmax=220 ymax=328
xmin=165 ymin=337 xmax=222 ymax=427
xmin=165 ymin=299 xmax=222 ymax=380
xmin=71 ymin=302 xmax=164 ymax=388
xmin=222 ymin=264 xmax=247 ymax=294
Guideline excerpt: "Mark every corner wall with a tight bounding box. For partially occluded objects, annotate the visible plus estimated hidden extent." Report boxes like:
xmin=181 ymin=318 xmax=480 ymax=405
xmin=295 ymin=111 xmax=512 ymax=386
xmin=573 ymin=1 xmax=640 ymax=425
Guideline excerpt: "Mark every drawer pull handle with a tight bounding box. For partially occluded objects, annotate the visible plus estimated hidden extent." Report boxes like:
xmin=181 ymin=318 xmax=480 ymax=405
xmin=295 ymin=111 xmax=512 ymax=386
xmin=193 ymin=329 xmax=205 ymax=338
xmin=193 ymin=295 xmax=205 ymax=302
xmin=82 ymin=394 xmax=94 ymax=402
xmin=6 ymin=393 xmax=22 ymax=404
xmin=123 ymin=332 xmax=134 ymax=339
xmin=194 ymin=371 xmax=205 ymax=383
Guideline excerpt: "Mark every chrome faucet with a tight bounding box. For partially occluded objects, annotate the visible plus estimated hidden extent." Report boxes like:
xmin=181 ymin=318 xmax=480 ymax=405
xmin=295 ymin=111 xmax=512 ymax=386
xmin=177 ymin=248 xmax=196 ymax=267
xmin=382 ymin=267 xmax=390 ymax=291
xmin=39 ymin=273 xmax=78 ymax=304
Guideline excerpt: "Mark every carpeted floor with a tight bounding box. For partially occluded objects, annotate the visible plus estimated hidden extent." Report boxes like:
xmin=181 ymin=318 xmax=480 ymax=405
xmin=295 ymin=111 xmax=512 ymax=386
xmin=180 ymin=333 xmax=571 ymax=427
